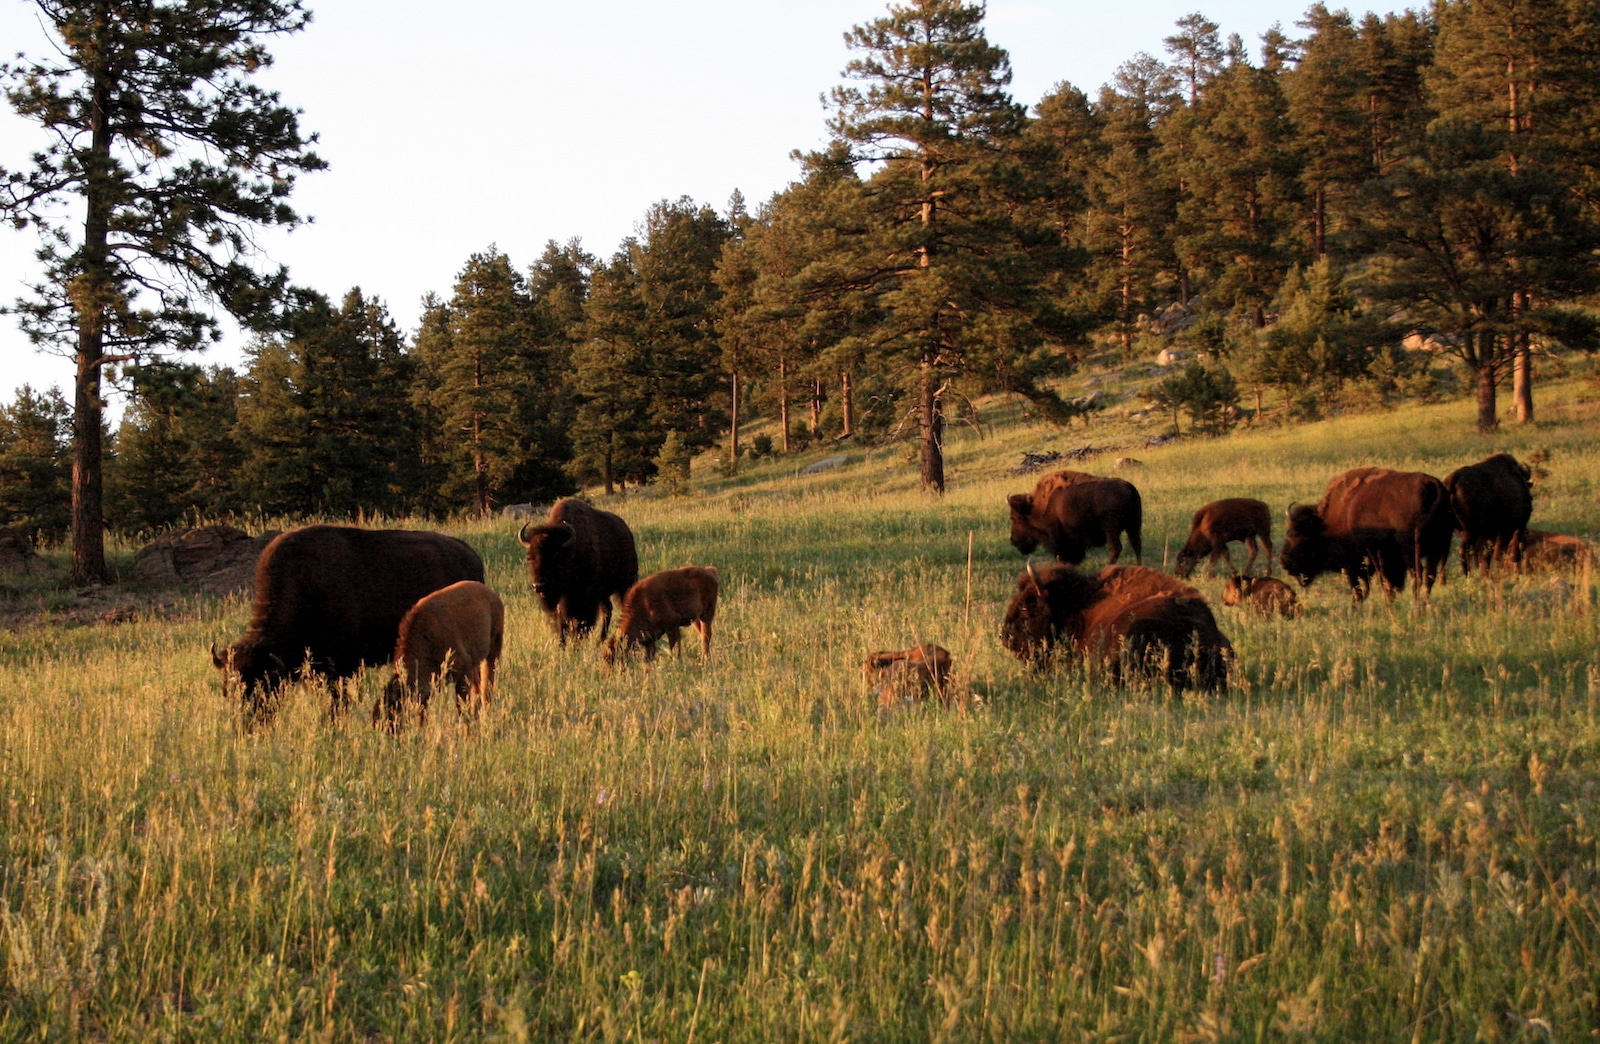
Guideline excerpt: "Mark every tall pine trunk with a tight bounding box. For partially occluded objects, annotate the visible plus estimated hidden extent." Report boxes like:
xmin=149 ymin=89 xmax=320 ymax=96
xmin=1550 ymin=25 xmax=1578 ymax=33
xmin=778 ymin=356 xmax=790 ymax=454
xmin=603 ymin=432 xmax=614 ymax=496
xmin=1475 ymin=342 xmax=1498 ymax=433
xmin=69 ymin=66 xmax=115 ymax=586
xmin=919 ymin=358 xmax=945 ymax=494
xmin=1513 ymin=291 xmax=1533 ymax=424
xmin=809 ymin=378 xmax=822 ymax=436
xmin=840 ymin=371 xmax=854 ymax=438
xmin=729 ymin=371 xmax=740 ymax=470
xmin=1312 ymin=184 xmax=1326 ymax=260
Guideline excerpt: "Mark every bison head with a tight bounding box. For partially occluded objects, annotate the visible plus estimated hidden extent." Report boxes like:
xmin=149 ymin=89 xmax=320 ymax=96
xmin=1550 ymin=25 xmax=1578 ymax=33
xmin=1000 ymin=562 xmax=1102 ymax=665
xmin=1279 ymin=504 xmax=1329 ymax=587
xmin=1006 ymin=494 xmax=1044 ymax=555
xmin=1172 ymin=536 xmax=1211 ymax=579
xmin=211 ymin=639 xmax=288 ymax=717
xmin=519 ymin=520 xmax=577 ymax=610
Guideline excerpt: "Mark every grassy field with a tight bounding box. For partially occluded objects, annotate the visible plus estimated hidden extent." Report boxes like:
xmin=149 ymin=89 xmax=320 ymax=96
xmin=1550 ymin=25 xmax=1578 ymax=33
xmin=3 ymin=381 xmax=1599 ymax=1041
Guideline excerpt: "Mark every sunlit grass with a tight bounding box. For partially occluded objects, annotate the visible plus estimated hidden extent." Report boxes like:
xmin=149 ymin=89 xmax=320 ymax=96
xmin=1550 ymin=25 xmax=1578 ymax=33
xmin=2 ymin=382 xmax=1599 ymax=1039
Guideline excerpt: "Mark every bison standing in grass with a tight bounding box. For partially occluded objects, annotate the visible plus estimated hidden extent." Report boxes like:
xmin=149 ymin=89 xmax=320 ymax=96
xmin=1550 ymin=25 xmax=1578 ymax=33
xmin=1007 ymin=475 xmax=1143 ymax=565
xmin=603 ymin=566 xmax=719 ymax=666
xmin=375 ymin=581 xmax=504 ymax=730
xmin=1444 ymin=453 xmax=1533 ymax=574
xmin=1002 ymin=563 xmax=1231 ymax=694
xmin=211 ymin=525 xmax=485 ymax=724
xmin=1280 ymin=467 xmax=1453 ymax=600
xmin=520 ymin=498 xmax=638 ymax=645
xmin=1174 ymin=498 xmax=1274 ymax=578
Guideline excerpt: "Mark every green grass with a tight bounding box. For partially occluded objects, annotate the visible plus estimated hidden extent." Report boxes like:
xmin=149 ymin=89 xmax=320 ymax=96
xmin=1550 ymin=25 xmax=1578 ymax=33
xmin=3 ymin=383 xmax=1600 ymax=1040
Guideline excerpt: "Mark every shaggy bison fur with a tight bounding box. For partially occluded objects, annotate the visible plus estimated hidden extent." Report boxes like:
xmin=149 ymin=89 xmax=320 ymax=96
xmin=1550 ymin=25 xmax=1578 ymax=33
xmin=1001 ymin=563 xmax=1231 ymax=693
xmin=1444 ymin=453 xmax=1533 ymax=574
xmin=1280 ymin=467 xmax=1453 ymax=600
xmin=1007 ymin=476 xmax=1144 ymax=565
xmin=211 ymin=525 xmax=484 ymax=723
xmin=375 ymin=581 xmax=504 ymax=729
xmin=520 ymin=498 xmax=639 ymax=644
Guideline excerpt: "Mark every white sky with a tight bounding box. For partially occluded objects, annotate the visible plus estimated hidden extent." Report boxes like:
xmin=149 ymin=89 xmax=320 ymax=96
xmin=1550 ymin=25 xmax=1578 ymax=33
xmin=0 ymin=0 xmax=1413 ymax=403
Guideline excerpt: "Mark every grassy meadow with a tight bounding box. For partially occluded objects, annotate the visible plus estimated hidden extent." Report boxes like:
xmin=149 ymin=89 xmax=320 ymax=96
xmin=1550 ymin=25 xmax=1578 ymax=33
xmin=3 ymin=381 xmax=1600 ymax=1041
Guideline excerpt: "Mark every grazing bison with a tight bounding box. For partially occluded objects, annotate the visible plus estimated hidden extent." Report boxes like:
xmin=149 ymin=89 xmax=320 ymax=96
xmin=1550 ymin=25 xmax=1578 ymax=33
xmin=1522 ymin=530 xmax=1594 ymax=569
xmin=1222 ymin=575 xmax=1301 ymax=618
xmin=1280 ymin=467 xmax=1453 ymax=600
xmin=1174 ymin=498 xmax=1274 ymax=578
xmin=1001 ymin=563 xmax=1231 ymax=693
xmin=864 ymin=644 xmax=953 ymax=706
xmin=603 ymin=566 xmax=719 ymax=666
xmin=375 ymin=581 xmax=504 ymax=730
xmin=519 ymin=498 xmax=639 ymax=644
xmin=1007 ymin=477 xmax=1144 ymax=565
xmin=1444 ymin=453 xmax=1533 ymax=574
xmin=211 ymin=525 xmax=485 ymax=723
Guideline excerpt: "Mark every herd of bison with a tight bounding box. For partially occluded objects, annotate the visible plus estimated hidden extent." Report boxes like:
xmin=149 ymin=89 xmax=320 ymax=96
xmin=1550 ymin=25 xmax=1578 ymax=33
xmin=208 ymin=452 xmax=1590 ymax=726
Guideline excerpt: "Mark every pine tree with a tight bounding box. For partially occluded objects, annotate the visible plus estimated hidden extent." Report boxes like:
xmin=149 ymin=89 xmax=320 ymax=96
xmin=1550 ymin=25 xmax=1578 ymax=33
xmin=569 ymin=250 xmax=655 ymax=493
xmin=235 ymin=289 xmax=421 ymax=517
xmin=0 ymin=386 xmax=72 ymax=542
xmin=1284 ymin=5 xmax=1370 ymax=260
xmin=108 ymin=362 xmax=244 ymax=530
xmin=0 ymin=0 xmax=323 ymax=583
xmin=412 ymin=249 xmax=567 ymax=515
xmin=824 ymin=0 xmax=1080 ymax=492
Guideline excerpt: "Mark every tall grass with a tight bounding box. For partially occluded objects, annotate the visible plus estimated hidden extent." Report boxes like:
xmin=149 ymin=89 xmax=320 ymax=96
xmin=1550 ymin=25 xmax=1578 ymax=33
xmin=2 ymin=385 xmax=1598 ymax=1040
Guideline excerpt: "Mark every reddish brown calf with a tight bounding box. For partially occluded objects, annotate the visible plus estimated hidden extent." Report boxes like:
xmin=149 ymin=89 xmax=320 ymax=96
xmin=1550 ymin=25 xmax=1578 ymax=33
xmin=603 ymin=566 xmax=719 ymax=666
xmin=1222 ymin=575 xmax=1301 ymax=618
xmin=864 ymin=644 xmax=953 ymax=706
xmin=1174 ymin=498 xmax=1273 ymax=578
xmin=376 ymin=580 xmax=504 ymax=729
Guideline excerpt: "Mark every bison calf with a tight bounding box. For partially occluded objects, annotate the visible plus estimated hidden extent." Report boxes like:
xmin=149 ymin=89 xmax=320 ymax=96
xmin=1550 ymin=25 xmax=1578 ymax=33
xmin=864 ymin=644 xmax=953 ymax=706
xmin=1222 ymin=575 xmax=1300 ymax=618
xmin=1522 ymin=530 xmax=1594 ymax=570
xmin=603 ymin=566 xmax=719 ymax=666
xmin=1175 ymin=498 xmax=1273 ymax=578
xmin=376 ymin=581 xmax=504 ymax=729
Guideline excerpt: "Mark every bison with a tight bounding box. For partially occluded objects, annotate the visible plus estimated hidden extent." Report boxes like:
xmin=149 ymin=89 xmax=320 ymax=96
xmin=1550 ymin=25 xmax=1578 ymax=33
xmin=603 ymin=566 xmax=719 ymax=666
xmin=1222 ymin=575 xmax=1301 ymax=618
xmin=1001 ymin=563 xmax=1231 ymax=693
xmin=1280 ymin=467 xmax=1453 ymax=600
xmin=864 ymin=643 xmax=953 ymax=707
xmin=1174 ymin=498 xmax=1274 ymax=578
xmin=1522 ymin=530 xmax=1594 ymax=570
xmin=375 ymin=581 xmax=504 ymax=730
xmin=519 ymin=498 xmax=639 ymax=645
xmin=211 ymin=525 xmax=485 ymax=723
xmin=1007 ymin=477 xmax=1143 ymax=565
xmin=1444 ymin=453 xmax=1533 ymax=574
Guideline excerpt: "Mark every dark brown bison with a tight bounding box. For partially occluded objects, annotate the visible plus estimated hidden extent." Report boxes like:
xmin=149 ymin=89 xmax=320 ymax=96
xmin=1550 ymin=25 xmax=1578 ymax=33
xmin=519 ymin=498 xmax=639 ymax=644
xmin=1174 ymin=498 xmax=1274 ymax=578
xmin=1007 ymin=477 xmax=1143 ymax=565
xmin=375 ymin=581 xmax=504 ymax=730
xmin=1028 ymin=469 xmax=1099 ymax=509
xmin=864 ymin=643 xmax=953 ymax=706
xmin=1280 ymin=467 xmax=1453 ymax=600
xmin=1001 ymin=563 xmax=1231 ymax=693
xmin=603 ymin=566 xmax=719 ymax=666
xmin=1522 ymin=530 xmax=1594 ymax=569
xmin=1444 ymin=454 xmax=1533 ymax=574
xmin=211 ymin=525 xmax=485 ymax=723
xmin=1222 ymin=575 xmax=1301 ymax=618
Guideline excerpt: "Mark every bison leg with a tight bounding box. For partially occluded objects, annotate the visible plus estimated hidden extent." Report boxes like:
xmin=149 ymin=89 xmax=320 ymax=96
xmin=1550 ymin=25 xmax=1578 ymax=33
xmin=1213 ymin=544 xmax=1237 ymax=578
xmin=1241 ymin=538 xmax=1258 ymax=577
xmin=1262 ymin=535 xmax=1275 ymax=576
xmin=1106 ymin=529 xmax=1124 ymax=564
xmin=1128 ymin=525 xmax=1143 ymax=565
xmin=598 ymin=596 xmax=614 ymax=641
xmin=695 ymin=617 xmax=712 ymax=660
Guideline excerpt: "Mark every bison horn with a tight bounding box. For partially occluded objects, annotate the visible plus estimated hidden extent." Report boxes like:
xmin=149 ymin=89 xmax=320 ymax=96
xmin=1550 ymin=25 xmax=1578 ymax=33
xmin=1285 ymin=501 xmax=1300 ymax=520
xmin=1026 ymin=560 xmax=1043 ymax=595
xmin=210 ymin=641 xmax=225 ymax=669
xmin=518 ymin=520 xmax=536 ymax=546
